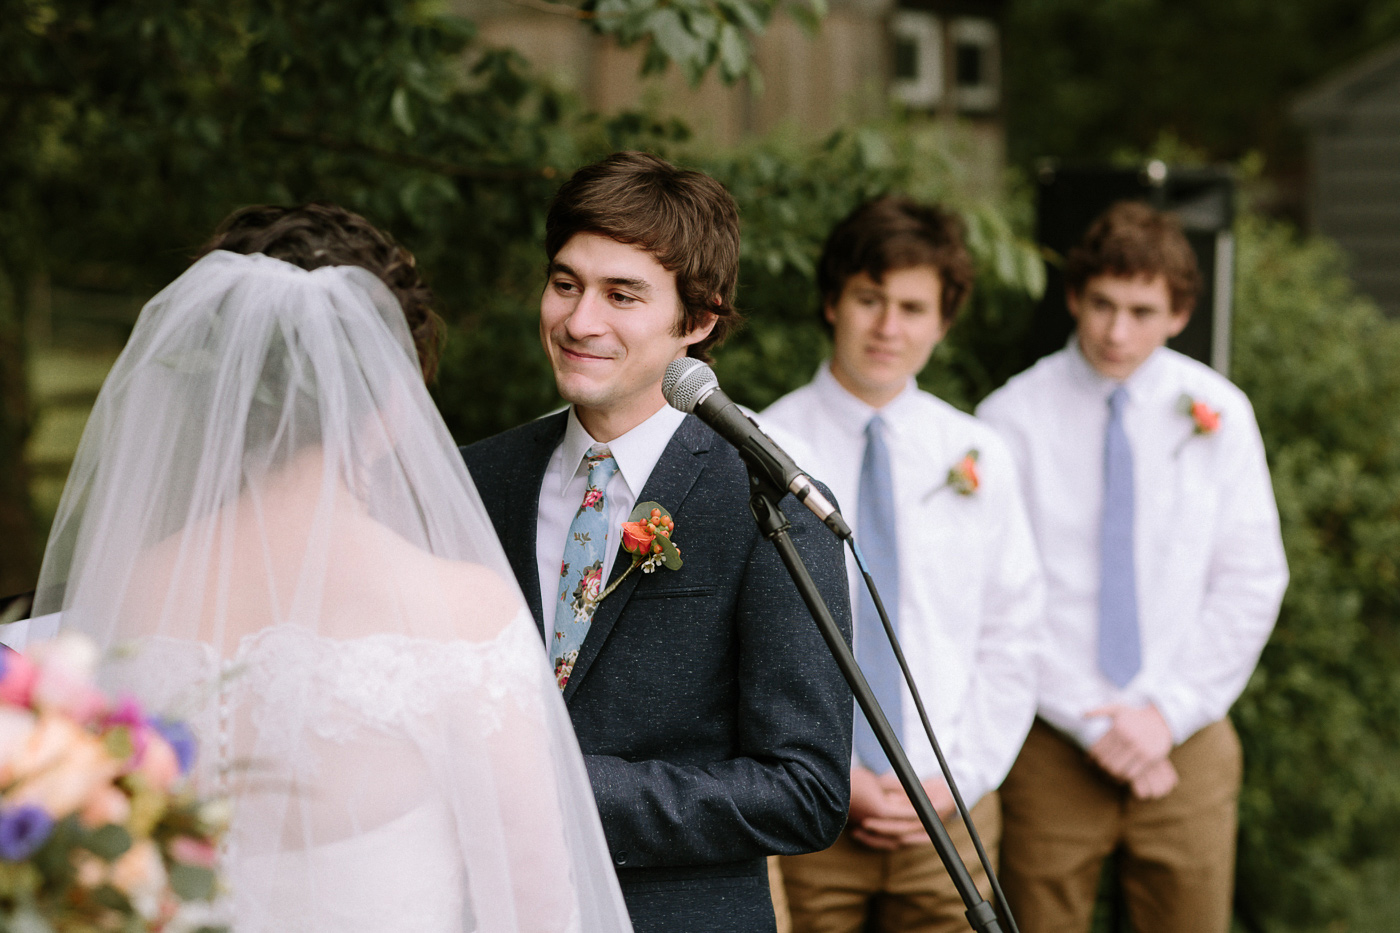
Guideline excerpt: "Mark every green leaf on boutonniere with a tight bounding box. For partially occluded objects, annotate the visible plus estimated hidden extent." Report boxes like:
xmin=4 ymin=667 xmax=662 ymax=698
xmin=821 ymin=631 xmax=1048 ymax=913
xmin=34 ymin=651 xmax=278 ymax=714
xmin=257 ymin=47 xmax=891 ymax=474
xmin=627 ymin=501 xmax=664 ymax=523
xmin=655 ymin=532 xmax=682 ymax=571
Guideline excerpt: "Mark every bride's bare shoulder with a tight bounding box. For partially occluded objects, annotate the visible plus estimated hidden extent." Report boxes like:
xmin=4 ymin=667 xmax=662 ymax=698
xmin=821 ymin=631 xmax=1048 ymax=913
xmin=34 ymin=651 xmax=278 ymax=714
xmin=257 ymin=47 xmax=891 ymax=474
xmin=345 ymin=516 xmax=526 ymax=643
xmin=431 ymin=558 xmax=524 ymax=642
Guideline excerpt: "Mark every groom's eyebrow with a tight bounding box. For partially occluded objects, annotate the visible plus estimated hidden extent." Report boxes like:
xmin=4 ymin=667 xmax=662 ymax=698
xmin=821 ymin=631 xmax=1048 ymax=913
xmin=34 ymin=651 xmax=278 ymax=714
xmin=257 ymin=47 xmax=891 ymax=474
xmin=548 ymin=260 xmax=653 ymax=295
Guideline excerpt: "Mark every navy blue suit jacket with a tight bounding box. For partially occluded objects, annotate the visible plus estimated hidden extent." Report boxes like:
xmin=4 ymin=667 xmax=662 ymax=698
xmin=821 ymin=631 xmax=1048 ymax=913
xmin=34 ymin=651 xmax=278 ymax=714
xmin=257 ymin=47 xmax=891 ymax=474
xmin=462 ymin=411 xmax=853 ymax=932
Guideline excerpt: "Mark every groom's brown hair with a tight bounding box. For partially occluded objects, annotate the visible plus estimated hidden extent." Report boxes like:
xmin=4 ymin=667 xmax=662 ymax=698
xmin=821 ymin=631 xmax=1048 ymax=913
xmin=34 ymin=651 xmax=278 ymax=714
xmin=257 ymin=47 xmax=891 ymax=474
xmin=545 ymin=151 xmax=742 ymax=364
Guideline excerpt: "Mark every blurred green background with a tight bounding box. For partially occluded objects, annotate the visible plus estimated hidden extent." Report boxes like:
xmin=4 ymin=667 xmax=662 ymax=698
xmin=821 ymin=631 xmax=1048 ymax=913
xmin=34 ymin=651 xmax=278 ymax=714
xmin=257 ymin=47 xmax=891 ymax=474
xmin=9 ymin=1 xmax=1400 ymax=929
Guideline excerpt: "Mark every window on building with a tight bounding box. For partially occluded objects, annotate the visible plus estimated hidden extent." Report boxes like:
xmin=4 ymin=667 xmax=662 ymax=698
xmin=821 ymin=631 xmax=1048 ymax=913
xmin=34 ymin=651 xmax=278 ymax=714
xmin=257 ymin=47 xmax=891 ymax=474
xmin=891 ymin=11 xmax=943 ymax=109
xmin=950 ymin=17 xmax=999 ymax=112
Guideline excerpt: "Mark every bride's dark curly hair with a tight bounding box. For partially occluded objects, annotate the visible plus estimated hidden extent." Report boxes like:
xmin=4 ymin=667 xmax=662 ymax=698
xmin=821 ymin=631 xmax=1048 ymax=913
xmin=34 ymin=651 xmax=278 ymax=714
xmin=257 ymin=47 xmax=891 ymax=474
xmin=197 ymin=203 xmax=445 ymax=381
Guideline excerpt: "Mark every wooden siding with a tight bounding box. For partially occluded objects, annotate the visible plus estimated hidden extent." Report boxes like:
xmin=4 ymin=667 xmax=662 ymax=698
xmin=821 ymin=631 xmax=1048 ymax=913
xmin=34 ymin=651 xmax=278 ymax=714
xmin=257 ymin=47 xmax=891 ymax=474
xmin=1297 ymin=45 xmax=1400 ymax=315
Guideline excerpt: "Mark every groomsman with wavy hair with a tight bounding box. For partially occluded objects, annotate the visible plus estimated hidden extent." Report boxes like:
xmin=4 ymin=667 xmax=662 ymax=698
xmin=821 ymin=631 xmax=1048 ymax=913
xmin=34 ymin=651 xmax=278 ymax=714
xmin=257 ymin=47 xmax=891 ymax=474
xmin=763 ymin=196 xmax=1045 ymax=933
xmin=977 ymin=201 xmax=1288 ymax=933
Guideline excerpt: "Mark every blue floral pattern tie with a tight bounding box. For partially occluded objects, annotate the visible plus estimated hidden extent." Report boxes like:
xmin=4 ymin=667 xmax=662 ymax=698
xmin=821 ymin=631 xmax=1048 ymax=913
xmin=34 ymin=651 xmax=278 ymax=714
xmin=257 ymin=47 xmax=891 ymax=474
xmin=552 ymin=449 xmax=621 ymax=690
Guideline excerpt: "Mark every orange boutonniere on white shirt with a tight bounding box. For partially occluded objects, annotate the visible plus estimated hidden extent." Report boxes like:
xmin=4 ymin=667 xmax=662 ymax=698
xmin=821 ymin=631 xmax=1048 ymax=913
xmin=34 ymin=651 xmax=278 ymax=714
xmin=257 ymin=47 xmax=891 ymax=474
xmin=1175 ymin=394 xmax=1221 ymax=456
xmin=925 ymin=449 xmax=981 ymax=500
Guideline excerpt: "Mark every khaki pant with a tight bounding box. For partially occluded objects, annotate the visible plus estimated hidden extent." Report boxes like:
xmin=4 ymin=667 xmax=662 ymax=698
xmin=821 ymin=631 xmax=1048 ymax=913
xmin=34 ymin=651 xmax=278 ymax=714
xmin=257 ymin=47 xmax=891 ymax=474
xmin=778 ymin=793 xmax=1000 ymax=933
xmin=999 ymin=719 xmax=1242 ymax=933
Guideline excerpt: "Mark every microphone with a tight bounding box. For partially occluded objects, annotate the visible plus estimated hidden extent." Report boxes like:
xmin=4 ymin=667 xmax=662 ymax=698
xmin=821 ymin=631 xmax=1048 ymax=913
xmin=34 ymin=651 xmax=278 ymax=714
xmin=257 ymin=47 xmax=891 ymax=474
xmin=663 ymin=358 xmax=852 ymax=540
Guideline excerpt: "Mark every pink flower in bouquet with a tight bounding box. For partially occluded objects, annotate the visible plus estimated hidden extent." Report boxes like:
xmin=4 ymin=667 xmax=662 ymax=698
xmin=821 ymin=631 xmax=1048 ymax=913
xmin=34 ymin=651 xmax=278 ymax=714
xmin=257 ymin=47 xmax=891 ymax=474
xmin=0 ymin=707 xmax=37 ymax=781
xmin=168 ymin=835 xmax=218 ymax=869
xmin=131 ymin=727 xmax=181 ymax=792
xmin=28 ymin=633 xmax=106 ymax=722
xmin=110 ymin=839 xmax=169 ymax=920
xmin=79 ymin=785 xmax=132 ymax=829
xmin=0 ymin=651 xmax=38 ymax=707
xmin=6 ymin=713 xmax=120 ymax=819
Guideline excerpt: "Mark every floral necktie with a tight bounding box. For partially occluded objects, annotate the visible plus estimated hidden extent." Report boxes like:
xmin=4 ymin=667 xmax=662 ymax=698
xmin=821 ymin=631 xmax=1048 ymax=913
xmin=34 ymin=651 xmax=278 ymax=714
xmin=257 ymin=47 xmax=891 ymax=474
xmin=552 ymin=449 xmax=621 ymax=690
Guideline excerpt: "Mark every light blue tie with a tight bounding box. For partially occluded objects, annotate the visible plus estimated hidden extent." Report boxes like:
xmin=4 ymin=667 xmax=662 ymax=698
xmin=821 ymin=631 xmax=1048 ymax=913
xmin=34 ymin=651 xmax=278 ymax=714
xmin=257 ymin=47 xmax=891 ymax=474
xmin=552 ymin=449 xmax=622 ymax=690
xmin=854 ymin=415 xmax=903 ymax=774
xmin=1099 ymin=386 xmax=1141 ymax=687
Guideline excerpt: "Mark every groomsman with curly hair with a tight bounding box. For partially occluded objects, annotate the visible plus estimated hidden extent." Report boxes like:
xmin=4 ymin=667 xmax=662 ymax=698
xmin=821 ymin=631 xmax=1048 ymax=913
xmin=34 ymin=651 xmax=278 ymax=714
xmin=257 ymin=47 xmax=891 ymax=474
xmin=977 ymin=201 xmax=1288 ymax=933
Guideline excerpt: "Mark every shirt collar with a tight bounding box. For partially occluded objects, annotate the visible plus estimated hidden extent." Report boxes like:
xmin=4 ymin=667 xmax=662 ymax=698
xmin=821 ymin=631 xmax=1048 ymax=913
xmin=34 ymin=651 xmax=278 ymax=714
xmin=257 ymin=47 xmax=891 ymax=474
xmin=811 ymin=361 xmax=920 ymax=433
xmin=557 ymin=402 xmax=687 ymax=497
xmin=1066 ymin=334 xmax=1171 ymax=405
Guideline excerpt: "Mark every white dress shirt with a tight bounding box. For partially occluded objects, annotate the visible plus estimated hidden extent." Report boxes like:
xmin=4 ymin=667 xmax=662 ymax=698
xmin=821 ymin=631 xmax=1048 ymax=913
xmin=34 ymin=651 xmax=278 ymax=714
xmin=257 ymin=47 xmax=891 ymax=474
xmin=977 ymin=341 xmax=1288 ymax=749
xmin=536 ymin=403 xmax=688 ymax=637
xmin=761 ymin=363 xmax=1045 ymax=805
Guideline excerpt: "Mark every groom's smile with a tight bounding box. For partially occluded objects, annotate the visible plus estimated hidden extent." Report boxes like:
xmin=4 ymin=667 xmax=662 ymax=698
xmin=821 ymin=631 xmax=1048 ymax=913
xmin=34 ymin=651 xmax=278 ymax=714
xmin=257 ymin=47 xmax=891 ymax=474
xmin=541 ymin=232 xmax=714 ymax=441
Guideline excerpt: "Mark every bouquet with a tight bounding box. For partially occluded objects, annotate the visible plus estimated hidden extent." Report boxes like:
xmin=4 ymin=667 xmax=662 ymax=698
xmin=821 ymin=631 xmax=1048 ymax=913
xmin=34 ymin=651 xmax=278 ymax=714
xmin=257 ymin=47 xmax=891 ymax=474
xmin=0 ymin=634 xmax=226 ymax=932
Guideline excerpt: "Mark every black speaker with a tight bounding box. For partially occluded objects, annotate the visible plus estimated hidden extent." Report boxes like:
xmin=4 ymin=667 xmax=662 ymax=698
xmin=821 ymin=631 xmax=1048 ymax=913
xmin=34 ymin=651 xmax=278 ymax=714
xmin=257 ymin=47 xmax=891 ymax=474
xmin=1030 ymin=163 xmax=1236 ymax=375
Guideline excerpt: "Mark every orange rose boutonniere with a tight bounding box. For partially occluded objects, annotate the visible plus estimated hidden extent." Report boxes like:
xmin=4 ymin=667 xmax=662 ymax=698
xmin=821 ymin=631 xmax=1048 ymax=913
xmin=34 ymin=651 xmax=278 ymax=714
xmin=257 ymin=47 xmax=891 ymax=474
xmin=1175 ymin=393 xmax=1221 ymax=455
xmin=1180 ymin=393 xmax=1221 ymax=435
xmin=598 ymin=501 xmax=683 ymax=602
xmin=926 ymin=449 xmax=981 ymax=500
xmin=947 ymin=450 xmax=981 ymax=496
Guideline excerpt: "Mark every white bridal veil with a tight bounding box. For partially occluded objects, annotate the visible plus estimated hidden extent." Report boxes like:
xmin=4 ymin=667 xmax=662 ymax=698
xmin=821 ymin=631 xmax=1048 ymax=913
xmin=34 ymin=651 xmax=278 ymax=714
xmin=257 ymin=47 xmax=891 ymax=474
xmin=34 ymin=251 xmax=631 ymax=932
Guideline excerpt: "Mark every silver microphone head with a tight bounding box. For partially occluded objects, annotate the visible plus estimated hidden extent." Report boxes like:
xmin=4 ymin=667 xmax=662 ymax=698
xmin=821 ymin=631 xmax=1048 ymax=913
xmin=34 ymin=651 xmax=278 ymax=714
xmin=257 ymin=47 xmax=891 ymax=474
xmin=662 ymin=358 xmax=718 ymax=414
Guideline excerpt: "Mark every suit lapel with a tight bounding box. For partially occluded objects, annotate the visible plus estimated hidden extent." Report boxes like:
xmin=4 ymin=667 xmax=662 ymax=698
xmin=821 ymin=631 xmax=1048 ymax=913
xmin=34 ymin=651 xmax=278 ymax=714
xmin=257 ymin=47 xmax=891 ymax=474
xmin=562 ymin=415 xmax=713 ymax=701
xmin=505 ymin=413 xmax=567 ymax=639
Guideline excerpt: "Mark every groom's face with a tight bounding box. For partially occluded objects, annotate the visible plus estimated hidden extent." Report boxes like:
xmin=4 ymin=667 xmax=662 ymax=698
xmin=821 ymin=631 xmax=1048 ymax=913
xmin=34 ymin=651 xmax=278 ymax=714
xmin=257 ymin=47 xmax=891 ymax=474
xmin=541 ymin=232 xmax=714 ymax=437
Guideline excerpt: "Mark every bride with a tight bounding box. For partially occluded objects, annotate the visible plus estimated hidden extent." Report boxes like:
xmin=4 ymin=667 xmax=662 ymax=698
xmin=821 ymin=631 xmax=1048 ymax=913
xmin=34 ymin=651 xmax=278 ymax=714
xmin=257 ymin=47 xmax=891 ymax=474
xmin=31 ymin=205 xmax=633 ymax=932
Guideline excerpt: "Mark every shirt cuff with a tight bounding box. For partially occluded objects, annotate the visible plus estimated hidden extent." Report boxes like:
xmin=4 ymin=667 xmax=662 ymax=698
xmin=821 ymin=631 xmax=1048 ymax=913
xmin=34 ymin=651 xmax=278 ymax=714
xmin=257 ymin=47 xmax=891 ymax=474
xmin=1138 ymin=682 xmax=1209 ymax=746
xmin=1037 ymin=705 xmax=1112 ymax=750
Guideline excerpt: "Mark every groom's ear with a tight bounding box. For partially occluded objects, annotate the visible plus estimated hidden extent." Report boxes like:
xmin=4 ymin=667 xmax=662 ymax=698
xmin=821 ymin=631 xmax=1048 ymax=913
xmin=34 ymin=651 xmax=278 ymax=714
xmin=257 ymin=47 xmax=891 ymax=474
xmin=679 ymin=310 xmax=719 ymax=349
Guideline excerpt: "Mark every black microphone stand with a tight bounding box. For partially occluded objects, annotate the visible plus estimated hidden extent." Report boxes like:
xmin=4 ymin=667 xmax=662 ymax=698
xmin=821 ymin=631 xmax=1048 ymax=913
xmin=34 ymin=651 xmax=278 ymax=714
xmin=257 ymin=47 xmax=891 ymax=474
xmin=744 ymin=467 xmax=1004 ymax=933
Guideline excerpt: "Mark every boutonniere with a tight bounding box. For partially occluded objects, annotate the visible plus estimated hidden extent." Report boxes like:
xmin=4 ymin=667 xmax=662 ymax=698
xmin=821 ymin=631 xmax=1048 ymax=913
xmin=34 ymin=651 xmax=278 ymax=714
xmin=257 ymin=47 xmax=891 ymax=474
xmin=597 ymin=501 xmax=683 ymax=602
xmin=925 ymin=449 xmax=981 ymax=500
xmin=1180 ymin=393 xmax=1221 ymax=435
xmin=1175 ymin=393 xmax=1221 ymax=455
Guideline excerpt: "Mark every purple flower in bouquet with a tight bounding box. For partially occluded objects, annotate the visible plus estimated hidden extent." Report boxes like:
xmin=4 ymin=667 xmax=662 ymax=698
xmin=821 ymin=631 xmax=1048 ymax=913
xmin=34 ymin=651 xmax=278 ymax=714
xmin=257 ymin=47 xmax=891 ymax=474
xmin=0 ymin=804 xmax=54 ymax=860
xmin=150 ymin=717 xmax=197 ymax=776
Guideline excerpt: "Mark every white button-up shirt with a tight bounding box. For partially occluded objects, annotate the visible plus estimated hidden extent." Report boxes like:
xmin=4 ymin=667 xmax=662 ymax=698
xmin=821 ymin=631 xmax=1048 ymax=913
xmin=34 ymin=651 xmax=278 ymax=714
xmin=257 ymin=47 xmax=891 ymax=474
xmin=977 ymin=341 xmax=1288 ymax=749
xmin=536 ymin=403 xmax=687 ymax=637
xmin=761 ymin=363 xmax=1045 ymax=805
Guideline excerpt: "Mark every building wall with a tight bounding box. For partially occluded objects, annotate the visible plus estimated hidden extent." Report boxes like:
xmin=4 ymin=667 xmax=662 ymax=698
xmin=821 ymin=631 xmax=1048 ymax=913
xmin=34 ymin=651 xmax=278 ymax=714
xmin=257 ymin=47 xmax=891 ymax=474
xmin=1299 ymin=56 xmax=1400 ymax=316
xmin=458 ymin=0 xmax=1004 ymax=179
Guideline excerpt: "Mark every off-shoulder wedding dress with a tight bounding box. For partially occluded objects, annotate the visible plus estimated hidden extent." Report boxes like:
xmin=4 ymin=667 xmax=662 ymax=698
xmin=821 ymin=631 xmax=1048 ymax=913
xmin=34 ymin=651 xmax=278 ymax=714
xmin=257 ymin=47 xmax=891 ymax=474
xmin=33 ymin=251 xmax=631 ymax=932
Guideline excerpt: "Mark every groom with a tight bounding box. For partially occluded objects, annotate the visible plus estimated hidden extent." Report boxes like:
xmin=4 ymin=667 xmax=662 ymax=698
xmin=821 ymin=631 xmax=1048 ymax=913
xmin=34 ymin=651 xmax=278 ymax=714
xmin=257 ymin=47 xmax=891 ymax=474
xmin=462 ymin=152 xmax=854 ymax=931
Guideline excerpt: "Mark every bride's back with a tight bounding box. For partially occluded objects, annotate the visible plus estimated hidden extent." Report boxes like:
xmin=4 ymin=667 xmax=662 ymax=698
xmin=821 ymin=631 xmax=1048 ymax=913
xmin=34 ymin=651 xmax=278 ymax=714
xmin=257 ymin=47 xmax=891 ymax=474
xmin=124 ymin=447 xmax=521 ymax=652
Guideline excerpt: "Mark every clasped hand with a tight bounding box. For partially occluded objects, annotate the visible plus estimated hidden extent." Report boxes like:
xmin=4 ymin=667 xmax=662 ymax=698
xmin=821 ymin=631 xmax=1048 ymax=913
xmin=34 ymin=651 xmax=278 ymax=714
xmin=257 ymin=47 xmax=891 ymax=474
xmin=848 ymin=766 xmax=956 ymax=850
xmin=1085 ymin=703 xmax=1178 ymax=800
